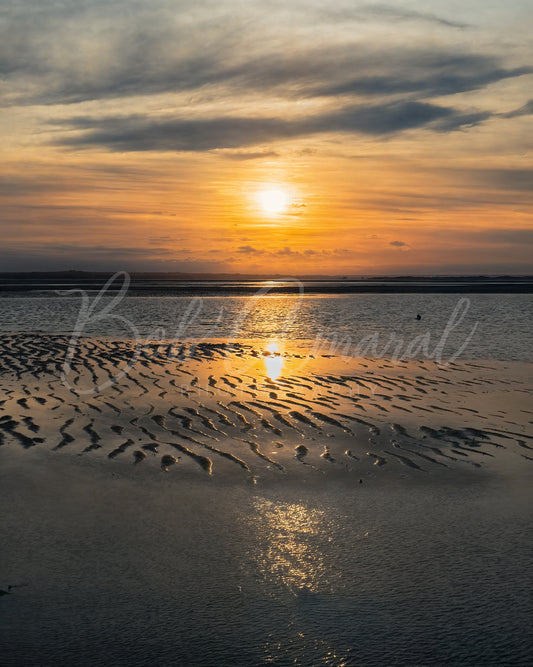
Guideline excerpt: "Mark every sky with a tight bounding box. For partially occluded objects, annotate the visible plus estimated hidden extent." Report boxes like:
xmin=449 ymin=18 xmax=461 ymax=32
xmin=1 ymin=0 xmax=532 ymax=275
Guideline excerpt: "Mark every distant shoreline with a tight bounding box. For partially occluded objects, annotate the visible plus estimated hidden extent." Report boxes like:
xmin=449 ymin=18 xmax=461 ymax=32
xmin=1 ymin=272 xmax=532 ymax=294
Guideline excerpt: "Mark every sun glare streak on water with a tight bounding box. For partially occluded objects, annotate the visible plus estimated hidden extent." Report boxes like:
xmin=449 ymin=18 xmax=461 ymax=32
xmin=251 ymin=499 xmax=328 ymax=594
xmin=0 ymin=293 xmax=532 ymax=360
xmin=263 ymin=341 xmax=284 ymax=380
xmin=248 ymin=499 xmax=353 ymax=664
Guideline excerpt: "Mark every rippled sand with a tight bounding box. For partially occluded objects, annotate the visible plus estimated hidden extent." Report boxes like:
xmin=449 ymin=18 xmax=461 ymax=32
xmin=0 ymin=334 xmax=532 ymax=476
xmin=1 ymin=335 xmax=532 ymax=665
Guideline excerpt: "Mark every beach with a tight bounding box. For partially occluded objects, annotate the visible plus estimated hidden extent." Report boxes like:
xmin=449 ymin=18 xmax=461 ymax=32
xmin=1 ymin=333 xmax=532 ymax=665
xmin=2 ymin=0 xmax=532 ymax=660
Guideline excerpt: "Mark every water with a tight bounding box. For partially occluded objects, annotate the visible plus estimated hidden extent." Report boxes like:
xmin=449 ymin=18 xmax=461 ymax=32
xmin=1 ymin=282 xmax=532 ymax=665
xmin=1 ymin=454 xmax=531 ymax=667
xmin=0 ymin=291 xmax=531 ymax=361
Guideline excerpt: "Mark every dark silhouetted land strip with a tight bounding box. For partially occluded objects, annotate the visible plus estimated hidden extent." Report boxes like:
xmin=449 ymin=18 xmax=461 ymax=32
xmin=0 ymin=272 xmax=532 ymax=295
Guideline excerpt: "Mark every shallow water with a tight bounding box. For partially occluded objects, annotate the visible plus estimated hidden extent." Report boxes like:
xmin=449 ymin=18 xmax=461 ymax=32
xmin=1 ymin=453 xmax=531 ymax=666
xmin=0 ymin=292 xmax=532 ymax=360
xmin=0 ymin=324 xmax=531 ymax=665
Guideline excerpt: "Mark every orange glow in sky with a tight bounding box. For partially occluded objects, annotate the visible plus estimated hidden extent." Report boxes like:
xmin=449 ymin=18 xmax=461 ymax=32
xmin=0 ymin=1 xmax=531 ymax=275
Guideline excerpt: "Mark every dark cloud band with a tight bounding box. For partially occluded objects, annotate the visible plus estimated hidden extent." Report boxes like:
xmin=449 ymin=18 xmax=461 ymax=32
xmin=52 ymin=101 xmax=492 ymax=152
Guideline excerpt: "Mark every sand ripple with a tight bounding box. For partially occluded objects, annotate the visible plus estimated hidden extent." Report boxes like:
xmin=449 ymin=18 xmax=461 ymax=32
xmin=0 ymin=334 xmax=531 ymax=478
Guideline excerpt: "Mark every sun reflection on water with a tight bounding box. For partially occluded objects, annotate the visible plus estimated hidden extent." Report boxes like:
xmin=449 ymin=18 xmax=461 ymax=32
xmin=249 ymin=498 xmax=350 ymax=664
xmin=263 ymin=341 xmax=284 ymax=381
xmin=252 ymin=498 xmax=327 ymax=593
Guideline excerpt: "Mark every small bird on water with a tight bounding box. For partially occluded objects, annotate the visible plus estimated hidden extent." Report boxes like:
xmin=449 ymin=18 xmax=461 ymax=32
xmin=416 ymin=313 xmax=422 ymax=320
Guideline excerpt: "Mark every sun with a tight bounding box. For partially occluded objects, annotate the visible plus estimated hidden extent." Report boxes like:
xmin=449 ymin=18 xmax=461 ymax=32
xmin=257 ymin=188 xmax=289 ymax=215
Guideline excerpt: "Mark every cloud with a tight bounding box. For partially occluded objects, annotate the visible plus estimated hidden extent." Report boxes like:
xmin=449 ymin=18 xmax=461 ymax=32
xmin=501 ymin=99 xmax=533 ymax=118
xmin=232 ymin=246 xmax=359 ymax=260
xmin=310 ymin=59 xmax=532 ymax=101
xmin=465 ymin=228 xmax=533 ymax=245
xmin=236 ymin=245 xmax=265 ymax=255
xmin=383 ymin=229 xmax=533 ymax=251
xmin=4 ymin=45 xmax=530 ymax=108
xmin=288 ymin=199 xmax=308 ymax=216
xmin=290 ymin=1 xmax=470 ymax=29
xmin=48 ymin=244 xmax=176 ymax=257
xmin=219 ymin=151 xmax=279 ymax=161
xmin=445 ymin=167 xmax=533 ymax=192
xmin=359 ymin=3 xmax=469 ymax=29
xmin=275 ymin=247 xmax=298 ymax=256
xmin=0 ymin=0 xmax=529 ymax=108
xmin=0 ymin=242 xmax=226 ymax=273
xmin=432 ymin=110 xmax=494 ymax=132
xmin=328 ymin=101 xmax=490 ymax=135
xmin=52 ymin=100 xmax=492 ymax=152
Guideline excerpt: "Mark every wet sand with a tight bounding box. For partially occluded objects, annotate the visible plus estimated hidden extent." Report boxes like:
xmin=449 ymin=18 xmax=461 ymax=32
xmin=0 ymin=334 xmax=531 ymax=477
xmin=1 ymin=334 xmax=532 ymax=665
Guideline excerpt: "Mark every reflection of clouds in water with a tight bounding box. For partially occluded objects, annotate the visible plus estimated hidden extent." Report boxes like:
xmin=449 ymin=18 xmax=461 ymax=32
xmin=252 ymin=498 xmax=327 ymax=593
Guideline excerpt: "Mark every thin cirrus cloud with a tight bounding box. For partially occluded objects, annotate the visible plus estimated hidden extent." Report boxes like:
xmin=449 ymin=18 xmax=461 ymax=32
xmin=1 ymin=42 xmax=530 ymax=108
xmin=253 ymin=1 xmax=472 ymax=29
xmin=354 ymin=3 xmax=470 ymax=29
xmin=0 ymin=0 xmax=531 ymax=109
